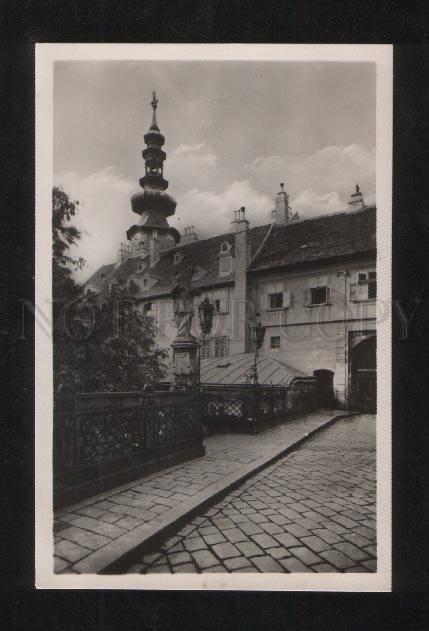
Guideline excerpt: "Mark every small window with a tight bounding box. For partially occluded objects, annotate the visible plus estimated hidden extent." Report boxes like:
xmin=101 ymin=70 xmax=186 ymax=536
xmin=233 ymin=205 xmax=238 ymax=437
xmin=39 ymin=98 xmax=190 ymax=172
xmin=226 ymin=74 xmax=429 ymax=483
xmin=143 ymin=278 xmax=148 ymax=288
xmin=214 ymin=299 xmax=221 ymax=313
xmin=214 ymin=337 xmax=228 ymax=358
xmin=221 ymin=241 xmax=229 ymax=252
xmin=144 ymin=302 xmax=152 ymax=314
xmin=174 ymin=252 xmax=183 ymax=265
xmin=358 ymin=272 xmax=368 ymax=283
xmin=269 ymin=292 xmax=283 ymax=309
xmin=311 ymin=286 xmax=328 ymax=305
xmin=270 ymin=336 xmax=281 ymax=350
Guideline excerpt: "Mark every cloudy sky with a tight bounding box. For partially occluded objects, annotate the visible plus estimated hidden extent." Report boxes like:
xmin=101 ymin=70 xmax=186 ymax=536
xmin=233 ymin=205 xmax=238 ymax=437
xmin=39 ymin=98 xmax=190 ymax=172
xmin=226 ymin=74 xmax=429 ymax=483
xmin=54 ymin=60 xmax=376 ymax=282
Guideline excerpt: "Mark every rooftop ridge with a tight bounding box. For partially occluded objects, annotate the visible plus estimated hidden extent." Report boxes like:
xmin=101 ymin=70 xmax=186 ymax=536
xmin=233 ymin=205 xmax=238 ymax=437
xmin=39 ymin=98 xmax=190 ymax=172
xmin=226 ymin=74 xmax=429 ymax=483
xmin=171 ymin=204 xmax=376 ymax=251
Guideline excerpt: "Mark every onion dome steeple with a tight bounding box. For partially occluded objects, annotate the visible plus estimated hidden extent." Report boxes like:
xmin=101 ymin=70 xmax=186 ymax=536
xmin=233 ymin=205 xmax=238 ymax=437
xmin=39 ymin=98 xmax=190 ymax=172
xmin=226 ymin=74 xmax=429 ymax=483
xmin=127 ymin=92 xmax=179 ymax=255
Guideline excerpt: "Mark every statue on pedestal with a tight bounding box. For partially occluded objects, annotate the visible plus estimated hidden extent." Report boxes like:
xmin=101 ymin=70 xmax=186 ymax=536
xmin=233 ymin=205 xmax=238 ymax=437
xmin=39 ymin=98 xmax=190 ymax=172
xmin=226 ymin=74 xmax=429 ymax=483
xmin=171 ymin=267 xmax=200 ymax=341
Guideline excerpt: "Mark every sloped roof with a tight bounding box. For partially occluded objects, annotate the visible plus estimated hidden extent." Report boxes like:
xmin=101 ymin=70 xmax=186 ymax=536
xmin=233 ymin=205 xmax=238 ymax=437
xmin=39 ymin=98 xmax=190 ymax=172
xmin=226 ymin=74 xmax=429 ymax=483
xmin=84 ymin=263 xmax=115 ymax=287
xmin=250 ymin=206 xmax=376 ymax=271
xmin=83 ymin=206 xmax=376 ymax=299
xmin=201 ymin=351 xmax=309 ymax=386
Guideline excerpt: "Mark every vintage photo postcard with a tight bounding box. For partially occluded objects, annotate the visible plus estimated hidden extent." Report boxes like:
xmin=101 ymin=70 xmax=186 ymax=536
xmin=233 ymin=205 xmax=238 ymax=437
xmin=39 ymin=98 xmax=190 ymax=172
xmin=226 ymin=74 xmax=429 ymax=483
xmin=35 ymin=44 xmax=392 ymax=590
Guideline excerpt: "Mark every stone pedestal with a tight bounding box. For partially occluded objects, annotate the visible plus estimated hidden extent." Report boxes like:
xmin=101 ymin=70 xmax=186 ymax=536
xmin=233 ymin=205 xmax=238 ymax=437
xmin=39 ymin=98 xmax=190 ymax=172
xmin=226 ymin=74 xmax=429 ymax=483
xmin=172 ymin=336 xmax=199 ymax=390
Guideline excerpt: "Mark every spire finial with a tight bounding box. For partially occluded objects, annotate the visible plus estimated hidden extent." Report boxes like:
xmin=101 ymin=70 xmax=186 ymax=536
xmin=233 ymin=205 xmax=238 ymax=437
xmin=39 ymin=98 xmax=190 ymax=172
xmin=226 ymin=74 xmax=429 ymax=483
xmin=150 ymin=90 xmax=159 ymax=128
xmin=280 ymin=182 xmax=284 ymax=191
xmin=356 ymin=183 xmax=360 ymax=193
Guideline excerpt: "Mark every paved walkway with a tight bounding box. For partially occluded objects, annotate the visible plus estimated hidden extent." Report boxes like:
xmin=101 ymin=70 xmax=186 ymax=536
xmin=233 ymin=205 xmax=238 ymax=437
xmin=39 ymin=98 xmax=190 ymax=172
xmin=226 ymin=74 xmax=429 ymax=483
xmin=123 ymin=414 xmax=377 ymax=574
xmin=54 ymin=410 xmax=341 ymax=573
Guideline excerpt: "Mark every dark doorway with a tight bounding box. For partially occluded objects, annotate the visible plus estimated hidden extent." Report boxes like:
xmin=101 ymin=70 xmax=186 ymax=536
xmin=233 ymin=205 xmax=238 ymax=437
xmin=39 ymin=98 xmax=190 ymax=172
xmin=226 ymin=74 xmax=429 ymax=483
xmin=313 ymin=369 xmax=334 ymax=408
xmin=351 ymin=336 xmax=376 ymax=413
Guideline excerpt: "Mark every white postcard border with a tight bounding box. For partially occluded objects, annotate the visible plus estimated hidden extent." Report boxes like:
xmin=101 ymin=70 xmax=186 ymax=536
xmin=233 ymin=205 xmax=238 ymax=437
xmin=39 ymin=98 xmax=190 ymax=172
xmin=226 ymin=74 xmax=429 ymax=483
xmin=35 ymin=43 xmax=392 ymax=591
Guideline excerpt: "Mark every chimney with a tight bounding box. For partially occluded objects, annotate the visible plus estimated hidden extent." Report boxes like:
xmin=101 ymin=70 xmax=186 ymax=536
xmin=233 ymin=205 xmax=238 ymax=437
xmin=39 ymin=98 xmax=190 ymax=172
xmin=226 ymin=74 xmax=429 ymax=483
xmin=116 ymin=242 xmax=130 ymax=266
xmin=181 ymin=225 xmax=198 ymax=244
xmin=149 ymin=233 xmax=160 ymax=267
xmin=348 ymin=183 xmax=365 ymax=209
xmin=231 ymin=207 xmax=251 ymax=355
xmin=271 ymin=182 xmax=292 ymax=224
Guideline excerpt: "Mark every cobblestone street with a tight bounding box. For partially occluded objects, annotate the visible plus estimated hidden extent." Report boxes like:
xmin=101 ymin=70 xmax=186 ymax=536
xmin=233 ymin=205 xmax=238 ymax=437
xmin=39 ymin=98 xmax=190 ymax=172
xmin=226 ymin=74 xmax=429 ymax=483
xmin=124 ymin=414 xmax=376 ymax=574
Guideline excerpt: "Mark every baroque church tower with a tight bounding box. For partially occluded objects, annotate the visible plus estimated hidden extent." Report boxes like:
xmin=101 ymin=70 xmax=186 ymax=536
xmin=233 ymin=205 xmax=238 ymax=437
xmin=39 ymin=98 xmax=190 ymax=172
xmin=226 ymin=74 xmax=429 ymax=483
xmin=125 ymin=92 xmax=180 ymax=267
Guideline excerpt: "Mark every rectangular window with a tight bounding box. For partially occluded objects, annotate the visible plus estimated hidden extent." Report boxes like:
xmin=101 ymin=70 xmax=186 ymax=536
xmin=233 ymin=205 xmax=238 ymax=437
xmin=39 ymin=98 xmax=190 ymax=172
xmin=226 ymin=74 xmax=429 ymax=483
xmin=270 ymin=336 xmax=281 ymax=349
xmin=269 ymin=292 xmax=283 ymax=309
xmin=368 ymin=271 xmax=377 ymax=299
xmin=310 ymin=286 xmax=328 ymax=305
xmin=201 ymin=340 xmax=211 ymax=359
xmin=214 ymin=336 xmax=228 ymax=358
xmin=214 ymin=299 xmax=221 ymax=313
xmin=351 ymin=271 xmax=376 ymax=301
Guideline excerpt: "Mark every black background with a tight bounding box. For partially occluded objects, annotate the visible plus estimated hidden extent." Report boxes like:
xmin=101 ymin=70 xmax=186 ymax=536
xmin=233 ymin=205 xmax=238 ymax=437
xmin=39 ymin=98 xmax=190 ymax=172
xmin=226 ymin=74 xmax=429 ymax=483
xmin=1 ymin=1 xmax=428 ymax=629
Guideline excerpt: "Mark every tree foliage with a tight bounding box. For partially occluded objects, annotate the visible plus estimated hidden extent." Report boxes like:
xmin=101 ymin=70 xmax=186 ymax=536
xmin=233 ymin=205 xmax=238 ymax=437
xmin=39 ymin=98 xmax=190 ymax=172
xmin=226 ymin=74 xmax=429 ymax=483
xmin=52 ymin=188 xmax=167 ymax=393
xmin=52 ymin=186 xmax=85 ymax=300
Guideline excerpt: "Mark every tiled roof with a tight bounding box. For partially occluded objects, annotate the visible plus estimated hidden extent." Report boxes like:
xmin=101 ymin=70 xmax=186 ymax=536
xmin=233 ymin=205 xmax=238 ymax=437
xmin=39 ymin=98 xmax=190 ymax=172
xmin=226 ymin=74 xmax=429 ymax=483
xmin=250 ymin=206 xmax=376 ymax=271
xmin=84 ymin=263 xmax=115 ymax=287
xmin=84 ymin=206 xmax=376 ymax=299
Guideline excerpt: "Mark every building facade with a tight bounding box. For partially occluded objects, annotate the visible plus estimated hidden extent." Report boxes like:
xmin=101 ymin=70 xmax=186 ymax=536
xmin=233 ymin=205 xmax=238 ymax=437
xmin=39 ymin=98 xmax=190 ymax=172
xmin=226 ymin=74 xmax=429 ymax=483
xmin=84 ymin=97 xmax=377 ymax=411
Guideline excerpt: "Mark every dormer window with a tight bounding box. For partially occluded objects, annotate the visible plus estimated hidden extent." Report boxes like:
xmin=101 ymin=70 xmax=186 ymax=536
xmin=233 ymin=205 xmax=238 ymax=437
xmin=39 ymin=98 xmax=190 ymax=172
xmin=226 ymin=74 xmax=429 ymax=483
xmin=173 ymin=252 xmax=184 ymax=265
xmin=218 ymin=241 xmax=233 ymax=276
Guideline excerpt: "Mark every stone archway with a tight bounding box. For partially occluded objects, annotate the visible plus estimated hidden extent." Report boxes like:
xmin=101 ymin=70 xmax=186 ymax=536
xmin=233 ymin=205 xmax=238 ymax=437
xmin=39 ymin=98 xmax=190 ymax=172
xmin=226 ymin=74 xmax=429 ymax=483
xmin=350 ymin=335 xmax=376 ymax=412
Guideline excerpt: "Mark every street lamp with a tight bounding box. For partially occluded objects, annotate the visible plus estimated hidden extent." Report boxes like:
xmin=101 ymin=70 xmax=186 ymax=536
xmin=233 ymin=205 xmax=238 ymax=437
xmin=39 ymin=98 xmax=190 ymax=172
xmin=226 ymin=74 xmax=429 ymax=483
xmin=247 ymin=321 xmax=266 ymax=385
xmin=195 ymin=297 xmax=215 ymax=386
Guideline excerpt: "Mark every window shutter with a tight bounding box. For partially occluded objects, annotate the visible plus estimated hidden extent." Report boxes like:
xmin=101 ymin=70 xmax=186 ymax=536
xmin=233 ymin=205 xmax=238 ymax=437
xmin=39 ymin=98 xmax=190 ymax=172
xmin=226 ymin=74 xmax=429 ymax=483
xmin=220 ymin=298 xmax=228 ymax=313
xmin=357 ymin=283 xmax=368 ymax=301
xmin=326 ymin=286 xmax=331 ymax=304
xmin=304 ymin=289 xmax=310 ymax=306
xmin=283 ymin=290 xmax=291 ymax=308
xmin=350 ymin=282 xmax=357 ymax=301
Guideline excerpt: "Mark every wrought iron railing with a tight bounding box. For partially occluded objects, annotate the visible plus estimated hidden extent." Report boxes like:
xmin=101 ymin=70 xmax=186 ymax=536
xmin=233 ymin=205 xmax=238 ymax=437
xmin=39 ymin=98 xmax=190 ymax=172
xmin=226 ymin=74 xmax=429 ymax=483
xmin=54 ymin=390 xmax=204 ymax=508
xmin=201 ymin=380 xmax=319 ymax=434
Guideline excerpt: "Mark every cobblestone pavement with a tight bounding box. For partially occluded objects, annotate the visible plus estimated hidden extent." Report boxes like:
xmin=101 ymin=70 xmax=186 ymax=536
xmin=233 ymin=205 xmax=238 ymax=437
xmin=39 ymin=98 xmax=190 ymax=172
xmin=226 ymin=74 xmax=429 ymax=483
xmin=124 ymin=414 xmax=376 ymax=574
xmin=54 ymin=410 xmax=338 ymax=573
